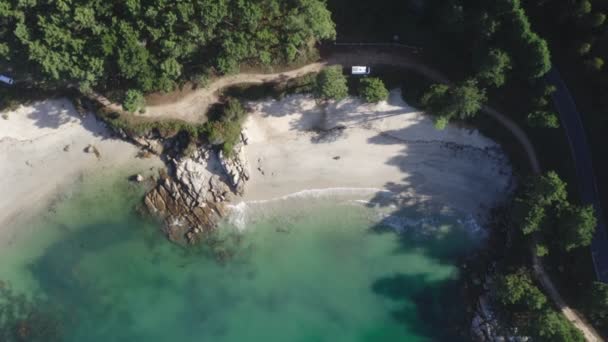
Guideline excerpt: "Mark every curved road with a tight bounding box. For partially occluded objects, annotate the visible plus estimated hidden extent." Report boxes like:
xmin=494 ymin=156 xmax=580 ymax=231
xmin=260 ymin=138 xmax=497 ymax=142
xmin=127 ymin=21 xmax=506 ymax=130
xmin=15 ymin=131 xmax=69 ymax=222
xmin=546 ymin=69 xmax=608 ymax=283
xmin=87 ymin=48 xmax=602 ymax=341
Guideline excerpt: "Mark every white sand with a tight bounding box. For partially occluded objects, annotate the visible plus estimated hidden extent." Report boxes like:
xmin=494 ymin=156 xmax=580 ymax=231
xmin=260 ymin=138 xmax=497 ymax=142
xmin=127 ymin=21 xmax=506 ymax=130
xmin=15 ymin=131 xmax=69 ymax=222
xmin=242 ymin=90 xmax=513 ymax=219
xmin=0 ymin=99 xmax=162 ymax=240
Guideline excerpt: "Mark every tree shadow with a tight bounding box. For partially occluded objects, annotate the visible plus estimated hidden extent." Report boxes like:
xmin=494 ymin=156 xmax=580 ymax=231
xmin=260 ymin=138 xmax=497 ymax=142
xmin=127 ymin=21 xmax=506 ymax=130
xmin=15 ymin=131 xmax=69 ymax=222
xmin=12 ymin=98 xmax=109 ymax=139
xmin=371 ymin=272 xmax=471 ymax=341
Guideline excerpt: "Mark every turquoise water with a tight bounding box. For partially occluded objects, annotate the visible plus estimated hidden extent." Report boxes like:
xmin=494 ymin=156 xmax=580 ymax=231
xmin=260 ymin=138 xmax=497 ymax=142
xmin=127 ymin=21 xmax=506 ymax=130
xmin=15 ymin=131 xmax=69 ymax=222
xmin=0 ymin=173 xmax=480 ymax=341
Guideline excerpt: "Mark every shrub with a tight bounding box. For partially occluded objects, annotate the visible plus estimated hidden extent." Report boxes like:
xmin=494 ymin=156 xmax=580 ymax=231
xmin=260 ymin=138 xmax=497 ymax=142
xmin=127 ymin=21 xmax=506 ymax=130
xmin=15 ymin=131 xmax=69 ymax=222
xmin=315 ymin=65 xmax=348 ymax=101
xmin=203 ymin=98 xmax=247 ymax=155
xmin=592 ymin=12 xmax=606 ymax=27
xmin=358 ymin=77 xmax=389 ymax=103
xmin=420 ymin=79 xmax=486 ymax=128
xmin=535 ymin=244 xmax=549 ymax=257
xmin=477 ymin=48 xmax=512 ymax=87
xmin=577 ymin=42 xmax=592 ymax=56
xmin=527 ymin=110 xmax=560 ymax=128
xmin=585 ymin=57 xmax=604 ymax=71
xmin=558 ymin=204 xmax=596 ymax=252
xmin=433 ymin=116 xmax=449 ymax=130
xmin=577 ymin=0 xmax=592 ymax=16
xmin=122 ymin=89 xmax=145 ymax=113
xmin=589 ymin=282 xmax=608 ymax=327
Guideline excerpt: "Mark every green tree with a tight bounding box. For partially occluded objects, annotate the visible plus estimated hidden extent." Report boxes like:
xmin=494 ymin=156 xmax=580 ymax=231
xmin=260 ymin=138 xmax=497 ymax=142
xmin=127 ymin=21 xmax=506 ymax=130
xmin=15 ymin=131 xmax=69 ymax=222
xmin=535 ymin=244 xmax=549 ymax=257
xmin=534 ymin=310 xmax=585 ymax=342
xmin=591 ymin=12 xmax=606 ymax=28
xmin=577 ymin=42 xmax=592 ymax=56
xmin=527 ymin=110 xmax=560 ymax=128
xmin=558 ymin=204 xmax=596 ymax=252
xmin=585 ymin=57 xmax=604 ymax=71
xmin=477 ymin=48 xmax=512 ymax=87
xmin=495 ymin=271 xmax=547 ymax=311
xmin=203 ymin=99 xmax=247 ymax=155
xmin=315 ymin=66 xmax=348 ymax=101
xmin=122 ymin=89 xmax=145 ymax=113
xmin=588 ymin=282 xmax=608 ymax=327
xmin=576 ymin=0 xmax=592 ymax=17
xmin=420 ymin=80 xmax=486 ymax=129
xmin=528 ymin=171 xmax=568 ymax=207
xmin=359 ymin=77 xmax=389 ymax=103
xmin=521 ymin=203 xmax=546 ymax=235
xmin=523 ymin=35 xmax=552 ymax=79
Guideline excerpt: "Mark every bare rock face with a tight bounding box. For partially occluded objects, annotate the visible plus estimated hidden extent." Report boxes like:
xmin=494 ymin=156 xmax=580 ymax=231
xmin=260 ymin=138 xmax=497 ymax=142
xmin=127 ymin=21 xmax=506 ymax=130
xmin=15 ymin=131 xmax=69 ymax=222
xmin=144 ymin=146 xmax=234 ymax=245
xmin=218 ymin=141 xmax=250 ymax=195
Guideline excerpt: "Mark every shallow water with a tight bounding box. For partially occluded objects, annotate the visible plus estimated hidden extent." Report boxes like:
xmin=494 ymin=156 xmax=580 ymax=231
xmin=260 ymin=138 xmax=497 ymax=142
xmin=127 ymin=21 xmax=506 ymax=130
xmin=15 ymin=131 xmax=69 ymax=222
xmin=0 ymin=172 xmax=481 ymax=341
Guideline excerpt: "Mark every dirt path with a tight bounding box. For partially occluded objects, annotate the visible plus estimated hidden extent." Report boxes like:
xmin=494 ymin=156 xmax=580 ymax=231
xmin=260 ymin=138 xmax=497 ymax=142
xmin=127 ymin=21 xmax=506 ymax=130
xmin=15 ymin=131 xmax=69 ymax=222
xmin=87 ymin=47 xmax=601 ymax=341
xmin=144 ymin=62 xmax=327 ymax=122
xmin=140 ymin=50 xmax=447 ymax=122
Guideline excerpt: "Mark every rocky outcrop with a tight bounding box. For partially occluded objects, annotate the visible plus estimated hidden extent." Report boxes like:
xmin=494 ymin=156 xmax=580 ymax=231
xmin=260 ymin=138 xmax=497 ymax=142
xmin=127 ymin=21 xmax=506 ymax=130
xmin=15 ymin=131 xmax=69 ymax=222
xmin=218 ymin=140 xmax=250 ymax=195
xmin=144 ymin=146 xmax=236 ymax=245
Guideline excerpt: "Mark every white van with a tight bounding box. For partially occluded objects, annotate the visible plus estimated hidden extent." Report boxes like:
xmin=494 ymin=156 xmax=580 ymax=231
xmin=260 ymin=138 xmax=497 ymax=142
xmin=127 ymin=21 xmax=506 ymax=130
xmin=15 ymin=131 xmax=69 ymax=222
xmin=0 ymin=75 xmax=14 ymax=85
xmin=351 ymin=66 xmax=371 ymax=75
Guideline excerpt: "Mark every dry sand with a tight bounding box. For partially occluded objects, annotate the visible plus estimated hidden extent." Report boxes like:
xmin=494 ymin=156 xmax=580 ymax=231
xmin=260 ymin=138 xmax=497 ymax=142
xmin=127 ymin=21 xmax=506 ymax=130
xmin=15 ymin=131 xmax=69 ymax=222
xmin=241 ymin=90 xmax=513 ymax=219
xmin=0 ymin=99 xmax=162 ymax=240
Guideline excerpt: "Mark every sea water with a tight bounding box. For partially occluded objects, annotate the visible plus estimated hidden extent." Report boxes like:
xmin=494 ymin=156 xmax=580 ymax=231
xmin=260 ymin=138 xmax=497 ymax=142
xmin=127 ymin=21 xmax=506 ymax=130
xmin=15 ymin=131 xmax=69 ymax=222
xmin=0 ymin=171 xmax=482 ymax=341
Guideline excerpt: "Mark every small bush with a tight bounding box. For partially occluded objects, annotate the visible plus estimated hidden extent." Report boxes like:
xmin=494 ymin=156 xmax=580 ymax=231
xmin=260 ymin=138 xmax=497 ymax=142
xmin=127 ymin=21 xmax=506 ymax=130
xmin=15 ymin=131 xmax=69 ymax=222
xmin=315 ymin=65 xmax=348 ymax=101
xmin=577 ymin=42 xmax=592 ymax=56
xmin=585 ymin=57 xmax=604 ymax=71
xmin=527 ymin=110 xmax=560 ymax=128
xmin=535 ymin=244 xmax=549 ymax=257
xmin=433 ymin=116 xmax=449 ymax=130
xmin=122 ymin=89 xmax=145 ymax=113
xmin=359 ymin=77 xmax=389 ymax=103
xmin=202 ymin=98 xmax=247 ymax=156
xmin=592 ymin=12 xmax=606 ymax=27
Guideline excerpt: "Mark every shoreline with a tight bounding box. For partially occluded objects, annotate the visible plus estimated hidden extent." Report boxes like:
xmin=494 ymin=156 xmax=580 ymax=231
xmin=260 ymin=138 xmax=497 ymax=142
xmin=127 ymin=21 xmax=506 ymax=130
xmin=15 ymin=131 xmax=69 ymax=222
xmin=238 ymin=90 xmax=513 ymax=223
xmin=0 ymin=90 xmax=513 ymax=245
xmin=0 ymin=99 xmax=162 ymax=244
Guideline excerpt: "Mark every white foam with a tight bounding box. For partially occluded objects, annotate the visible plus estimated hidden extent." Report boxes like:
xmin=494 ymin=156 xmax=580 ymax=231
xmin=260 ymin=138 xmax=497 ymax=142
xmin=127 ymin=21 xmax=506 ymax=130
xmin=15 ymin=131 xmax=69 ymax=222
xmin=225 ymin=187 xmax=488 ymax=240
xmin=226 ymin=187 xmax=394 ymax=230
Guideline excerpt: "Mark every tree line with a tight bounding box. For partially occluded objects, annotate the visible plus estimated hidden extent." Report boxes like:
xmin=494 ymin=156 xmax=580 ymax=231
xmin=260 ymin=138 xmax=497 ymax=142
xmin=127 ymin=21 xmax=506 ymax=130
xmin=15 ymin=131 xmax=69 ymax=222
xmin=0 ymin=0 xmax=335 ymax=95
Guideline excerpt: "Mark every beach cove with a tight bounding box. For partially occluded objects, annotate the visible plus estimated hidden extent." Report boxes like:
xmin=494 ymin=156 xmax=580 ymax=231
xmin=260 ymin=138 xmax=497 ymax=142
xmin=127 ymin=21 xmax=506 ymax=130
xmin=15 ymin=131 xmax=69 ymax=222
xmin=0 ymin=91 xmax=513 ymax=340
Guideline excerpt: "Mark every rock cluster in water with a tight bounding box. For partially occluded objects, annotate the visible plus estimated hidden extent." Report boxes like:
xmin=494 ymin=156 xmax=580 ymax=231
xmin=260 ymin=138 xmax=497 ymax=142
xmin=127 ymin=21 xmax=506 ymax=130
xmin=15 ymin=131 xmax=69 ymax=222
xmin=144 ymin=135 xmax=250 ymax=245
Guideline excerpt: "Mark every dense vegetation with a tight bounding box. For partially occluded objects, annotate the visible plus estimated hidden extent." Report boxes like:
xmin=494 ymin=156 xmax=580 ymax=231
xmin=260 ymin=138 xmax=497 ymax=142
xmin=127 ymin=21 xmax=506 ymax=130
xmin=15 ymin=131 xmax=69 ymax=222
xmin=0 ymin=0 xmax=335 ymax=93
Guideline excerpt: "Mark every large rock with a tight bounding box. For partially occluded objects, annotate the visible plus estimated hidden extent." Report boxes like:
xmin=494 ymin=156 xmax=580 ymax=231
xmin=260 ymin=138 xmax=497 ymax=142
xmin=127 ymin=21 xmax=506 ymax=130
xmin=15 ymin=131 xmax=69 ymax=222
xmin=144 ymin=146 xmax=234 ymax=245
xmin=218 ymin=141 xmax=250 ymax=195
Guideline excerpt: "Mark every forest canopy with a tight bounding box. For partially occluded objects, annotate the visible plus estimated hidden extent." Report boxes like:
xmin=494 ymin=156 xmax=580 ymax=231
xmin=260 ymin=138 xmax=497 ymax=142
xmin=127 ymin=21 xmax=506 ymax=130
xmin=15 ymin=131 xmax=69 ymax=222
xmin=0 ymin=0 xmax=336 ymax=92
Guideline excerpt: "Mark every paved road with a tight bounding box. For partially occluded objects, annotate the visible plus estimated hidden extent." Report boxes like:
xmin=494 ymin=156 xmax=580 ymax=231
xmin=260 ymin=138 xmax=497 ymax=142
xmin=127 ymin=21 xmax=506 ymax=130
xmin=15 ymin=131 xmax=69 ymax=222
xmin=546 ymin=69 xmax=608 ymax=283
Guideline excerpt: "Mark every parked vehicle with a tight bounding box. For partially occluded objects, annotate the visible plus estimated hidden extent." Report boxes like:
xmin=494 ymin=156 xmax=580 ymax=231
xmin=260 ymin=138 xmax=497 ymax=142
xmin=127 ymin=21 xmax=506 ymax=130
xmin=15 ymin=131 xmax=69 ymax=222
xmin=0 ymin=75 xmax=14 ymax=85
xmin=351 ymin=66 xmax=371 ymax=75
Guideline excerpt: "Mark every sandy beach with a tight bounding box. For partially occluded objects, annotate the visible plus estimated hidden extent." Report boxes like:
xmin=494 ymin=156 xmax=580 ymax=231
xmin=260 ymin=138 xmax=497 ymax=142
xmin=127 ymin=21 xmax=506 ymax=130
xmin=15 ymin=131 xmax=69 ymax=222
xmin=0 ymin=91 xmax=513 ymax=241
xmin=0 ymin=99 xmax=162 ymax=242
xmin=241 ymin=90 xmax=513 ymax=219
